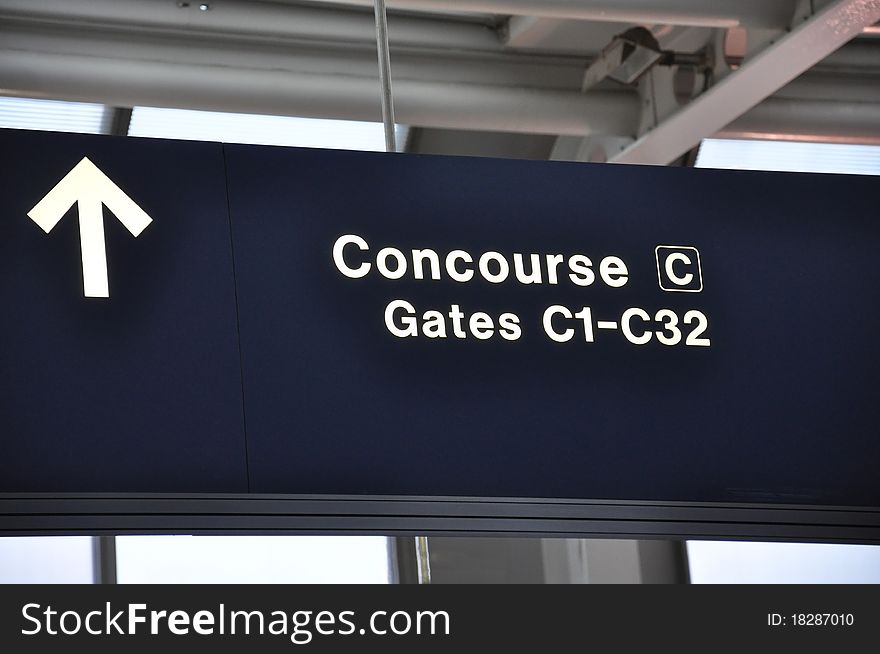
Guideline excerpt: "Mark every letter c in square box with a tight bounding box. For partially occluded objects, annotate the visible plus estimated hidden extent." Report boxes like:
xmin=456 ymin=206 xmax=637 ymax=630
xmin=655 ymin=245 xmax=703 ymax=292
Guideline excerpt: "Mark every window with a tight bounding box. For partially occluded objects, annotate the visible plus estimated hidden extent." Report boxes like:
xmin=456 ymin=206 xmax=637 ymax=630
xmin=0 ymin=537 xmax=95 ymax=583
xmin=687 ymin=541 xmax=880 ymax=584
xmin=115 ymin=536 xmax=391 ymax=584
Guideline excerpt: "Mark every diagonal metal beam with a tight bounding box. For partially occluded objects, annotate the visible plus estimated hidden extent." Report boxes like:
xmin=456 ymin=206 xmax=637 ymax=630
xmin=610 ymin=0 xmax=880 ymax=165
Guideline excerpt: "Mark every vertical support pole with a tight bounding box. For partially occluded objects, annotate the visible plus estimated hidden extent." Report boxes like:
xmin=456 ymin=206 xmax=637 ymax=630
xmin=92 ymin=535 xmax=117 ymax=584
xmin=415 ymin=536 xmax=432 ymax=583
xmin=107 ymin=107 xmax=133 ymax=136
xmin=374 ymin=0 xmax=404 ymax=581
xmin=391 ymin=536 xmax=421 ymax=584
xmin=373 ymin=0 xmax=397 ymax=152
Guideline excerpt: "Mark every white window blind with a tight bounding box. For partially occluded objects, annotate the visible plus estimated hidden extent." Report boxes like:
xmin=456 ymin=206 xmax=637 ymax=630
xmin=0 ymin=537 xmax=95 ymax=583
xmin=697 ymin=138 xmax=880 ymax=175
xmin=115 ymin=535 xmax=391 ymax=584
xmin=0 ymin=96 xmax=108 ymax=134
xmin=128 ymin=106 xmax=396 ymax=151
xmin=688 ymin=541 xmax=880 ymax=584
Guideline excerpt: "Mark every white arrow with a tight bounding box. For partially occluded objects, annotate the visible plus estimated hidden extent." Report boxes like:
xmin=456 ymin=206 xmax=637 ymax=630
xmin=27 ymin=156 xmax=153 ymax=298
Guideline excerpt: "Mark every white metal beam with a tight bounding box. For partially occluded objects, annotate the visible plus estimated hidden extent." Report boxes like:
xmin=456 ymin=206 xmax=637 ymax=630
xmin=0 ymin=17 xmax=586 ymax=90
xmin=610 ymin=0 xmax=880 ymax=164
xmin=318 ymin=0 xmax=797 ymax=29
xmin=0 ymin=0 xmax=501 ymax=52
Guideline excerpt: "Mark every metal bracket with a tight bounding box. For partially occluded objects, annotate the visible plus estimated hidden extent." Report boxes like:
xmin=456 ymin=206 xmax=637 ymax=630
xmin=636 ymin=66 xmax=680 ymax=136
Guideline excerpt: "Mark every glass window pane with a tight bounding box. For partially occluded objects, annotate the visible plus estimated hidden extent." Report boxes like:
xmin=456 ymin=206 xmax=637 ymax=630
xmin=128 ymin=106 xmax=394 ymax=151
xmin=696 ymin=138 xmax=880 ymax=175
xmin=0 ymin=536 xmax=95 ymax=583
xmin=0 ymin=96 xmax=108 ymax=134
xmin=687 ymin=541 xmax=880 ymax=584
xmin=116 ymin=535 xmax=391 ymax=584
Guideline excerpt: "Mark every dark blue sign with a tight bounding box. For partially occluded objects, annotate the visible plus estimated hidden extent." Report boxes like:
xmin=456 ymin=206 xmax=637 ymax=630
xmin=0 ymin=130 xmax=247 ymax=492
xmin=2 ymin=128 xmax=879 ymax=509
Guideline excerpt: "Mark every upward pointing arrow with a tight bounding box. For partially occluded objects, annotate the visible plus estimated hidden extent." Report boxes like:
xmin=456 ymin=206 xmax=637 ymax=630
xmin=27 ymin=157 xmax=153 ymax=298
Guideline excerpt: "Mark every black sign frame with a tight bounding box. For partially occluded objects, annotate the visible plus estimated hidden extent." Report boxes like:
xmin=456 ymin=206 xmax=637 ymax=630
xmin=1 ymin=494 xmax=879 ymax=543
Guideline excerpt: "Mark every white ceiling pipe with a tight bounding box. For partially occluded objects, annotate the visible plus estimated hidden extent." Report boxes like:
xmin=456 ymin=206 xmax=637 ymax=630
xmin=0 ymin=0 xmax=501 ymax=52
xmin=0 ymin=49 xmax=638 ymax=136
xmin=721 ymin=97 xmax=880 ymax=144
xmin=2 ymin=48 xmax=878 ymax=144
xmin=776 ymin=73 xmax=880 ymax=104
xmin=811 ymin=42 xmax=880 ymax=70
xmin=315 ymin=0 xmax=798 ymax=28
xmin=3 ymin=18 xmax=876 ymax=102
xmin=4 ymin=16 xmax=878 ymax=91
xmin=0 ymin=23 xmax=587 ymax=91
